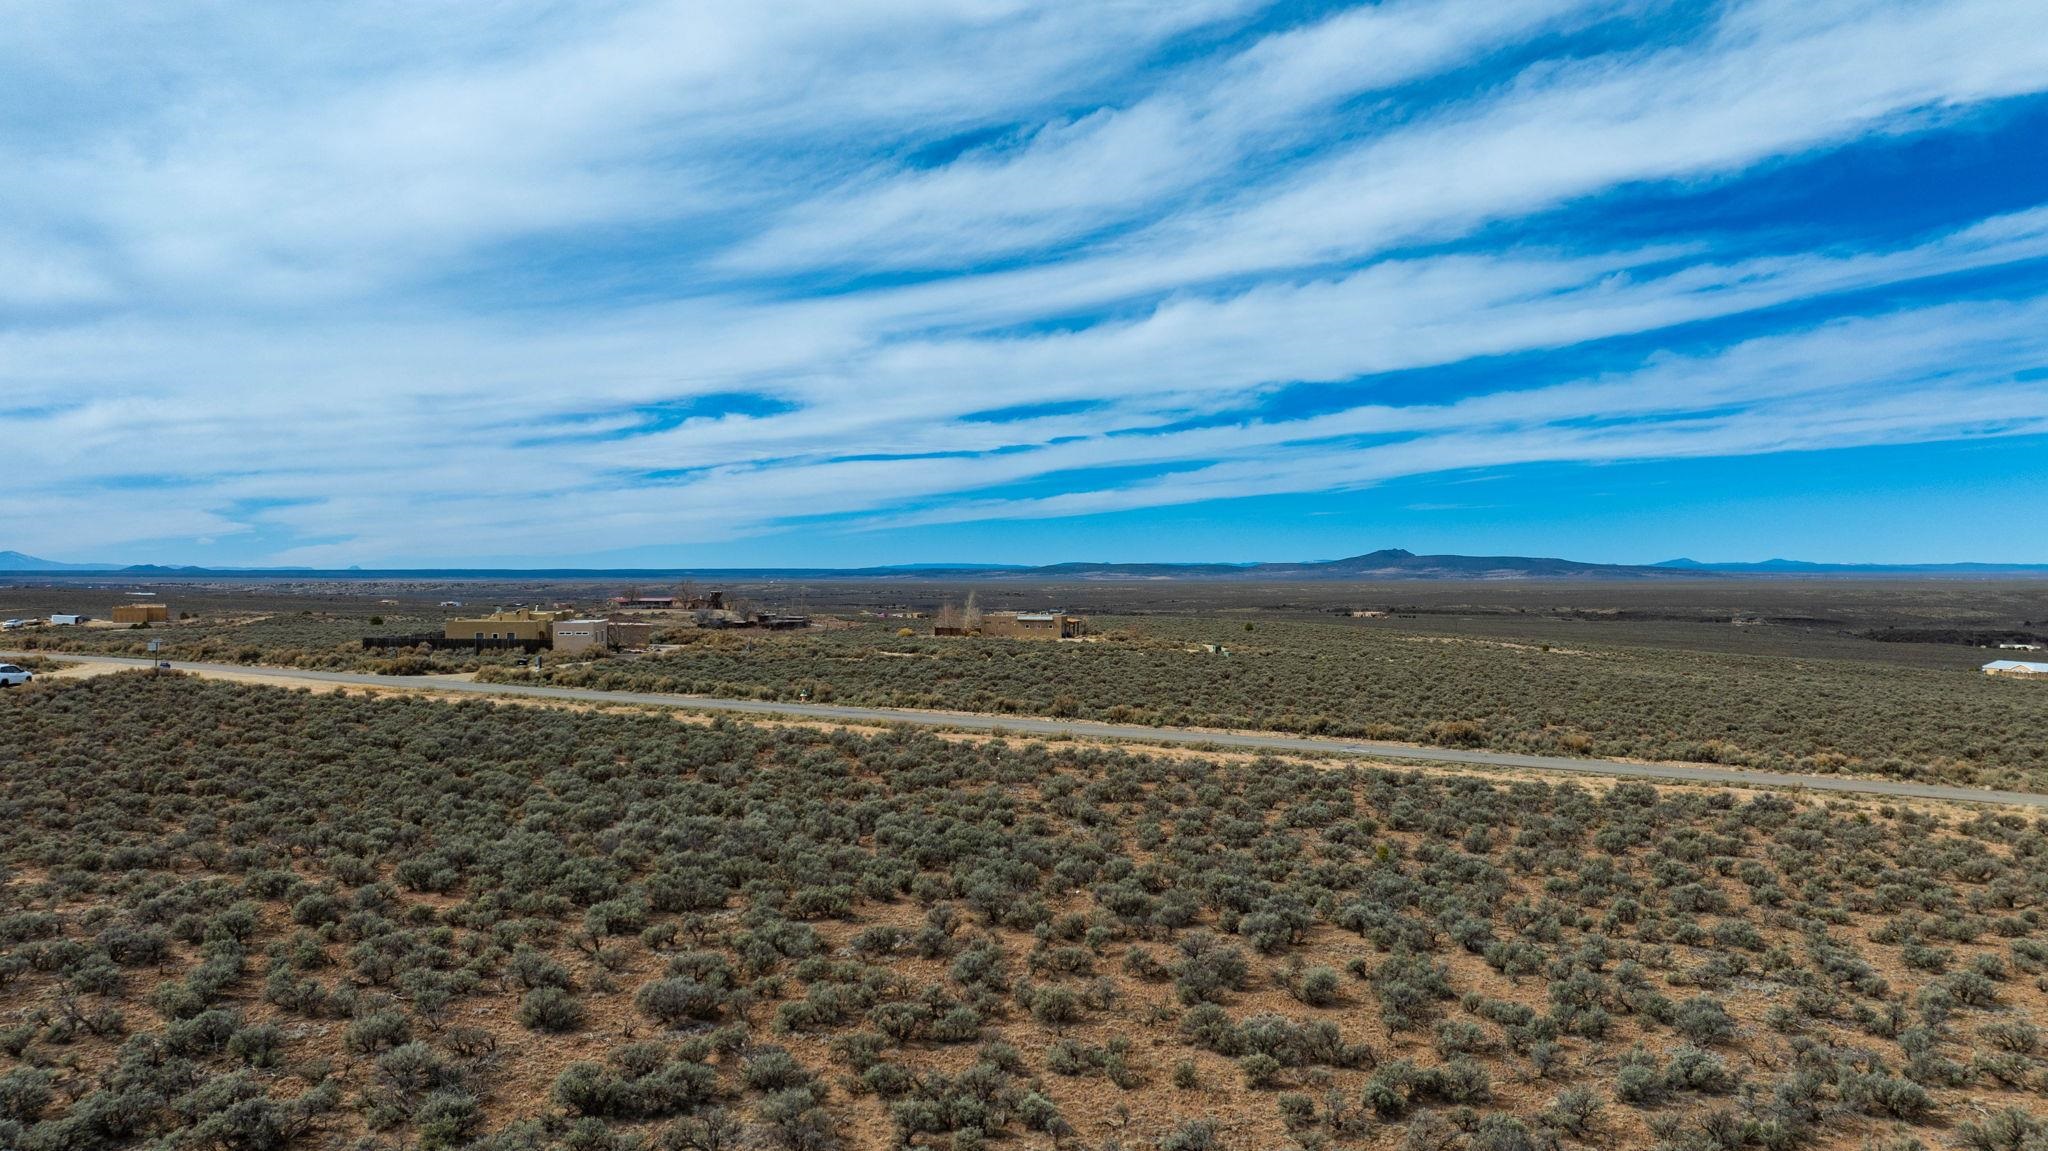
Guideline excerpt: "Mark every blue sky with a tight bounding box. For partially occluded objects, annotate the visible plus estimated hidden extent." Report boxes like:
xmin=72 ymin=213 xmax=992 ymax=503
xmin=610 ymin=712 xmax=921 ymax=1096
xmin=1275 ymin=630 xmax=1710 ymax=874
xmin=3 ymin=1 xmax=2047 ymax=567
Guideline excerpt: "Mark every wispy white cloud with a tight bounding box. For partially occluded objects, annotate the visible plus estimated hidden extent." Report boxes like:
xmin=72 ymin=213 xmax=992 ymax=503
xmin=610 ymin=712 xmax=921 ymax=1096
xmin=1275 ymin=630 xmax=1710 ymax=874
xmin=723 ymin=0 xmax=1611 ymax=270
xmin=3 ymin=1 xmax=1259 ymax=304
xmin=850 ymin=319 xmax=2048 ymax=530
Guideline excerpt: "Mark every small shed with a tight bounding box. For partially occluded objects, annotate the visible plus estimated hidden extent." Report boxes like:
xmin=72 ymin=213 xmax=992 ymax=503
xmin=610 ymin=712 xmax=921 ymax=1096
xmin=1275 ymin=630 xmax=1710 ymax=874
xmin=551 ymin=619 xmax=609 ymax=655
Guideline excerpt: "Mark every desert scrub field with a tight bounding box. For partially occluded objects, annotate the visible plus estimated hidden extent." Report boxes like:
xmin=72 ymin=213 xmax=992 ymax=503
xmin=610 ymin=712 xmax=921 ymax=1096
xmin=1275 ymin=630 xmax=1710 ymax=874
xmin=7 ymin=676 xmax=2048 ymax=1150
xmin=7 ymin=605 xmax=526 ymax=676
xmin=481 ymin=618 xmax=2048 ymax=791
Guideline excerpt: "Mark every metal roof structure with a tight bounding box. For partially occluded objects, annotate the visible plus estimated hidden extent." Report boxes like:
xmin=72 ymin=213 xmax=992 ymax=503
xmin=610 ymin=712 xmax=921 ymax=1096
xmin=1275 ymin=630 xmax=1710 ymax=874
xmin=1983 ymin=660 xmax=2048 ymax=674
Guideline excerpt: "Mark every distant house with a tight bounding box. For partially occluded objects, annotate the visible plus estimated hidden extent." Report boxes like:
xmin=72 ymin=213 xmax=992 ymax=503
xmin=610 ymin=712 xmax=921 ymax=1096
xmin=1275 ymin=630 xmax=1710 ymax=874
xmin=550 ymin=619 xmax=610 ymax=655
xmin=950 ymin=611 xmax=1087 ymax=639
xmin=610 ymin=591 xmax=724 ymax=610
xmin=443 ymin=609 xmax=573 ymax=645
xmin=112 ymin=603 xmax=169 ymax=624
xmin=527 ymin=616 xmax=661 ymax=653
xmin=1983 ymin=660 xmax=2048 ymax=678
xmin=1014 ymin=612 xmax=1087 ymax=639
xmin=612 ymin=595 xmax=677 ymax=609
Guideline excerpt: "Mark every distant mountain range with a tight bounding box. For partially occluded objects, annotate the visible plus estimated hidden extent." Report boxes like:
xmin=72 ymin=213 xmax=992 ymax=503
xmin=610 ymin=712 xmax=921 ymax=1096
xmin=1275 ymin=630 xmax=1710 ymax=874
xmin=1655 ymin=558 xmax=2048 ymax=575
xmin=0 ymin=550 xmax=121 ymax=571
xmin=5 ymin=547 xmax=2046 ymax=581
xmin=1017 ymin=549 xmax=1697 ymax=581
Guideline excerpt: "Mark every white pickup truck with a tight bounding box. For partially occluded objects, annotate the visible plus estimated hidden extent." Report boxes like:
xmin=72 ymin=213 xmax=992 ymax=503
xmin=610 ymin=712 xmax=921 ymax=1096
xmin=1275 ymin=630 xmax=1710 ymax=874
xmin=0 ymin=663 xmax=34 ymax=686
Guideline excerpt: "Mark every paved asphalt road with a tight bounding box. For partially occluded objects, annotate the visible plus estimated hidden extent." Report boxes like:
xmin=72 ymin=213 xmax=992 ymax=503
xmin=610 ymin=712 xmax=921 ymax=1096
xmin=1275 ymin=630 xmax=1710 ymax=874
xmin=11 ymin=651 xmax=2047 ymax=809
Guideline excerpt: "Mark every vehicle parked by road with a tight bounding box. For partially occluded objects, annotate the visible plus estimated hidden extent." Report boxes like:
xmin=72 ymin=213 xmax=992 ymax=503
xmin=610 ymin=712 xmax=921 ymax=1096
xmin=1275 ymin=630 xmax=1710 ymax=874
xmin=0 ymin=662 xmax=33 ymax=686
